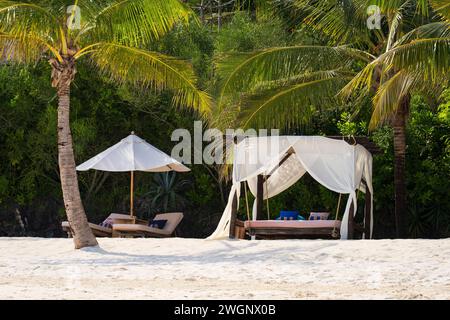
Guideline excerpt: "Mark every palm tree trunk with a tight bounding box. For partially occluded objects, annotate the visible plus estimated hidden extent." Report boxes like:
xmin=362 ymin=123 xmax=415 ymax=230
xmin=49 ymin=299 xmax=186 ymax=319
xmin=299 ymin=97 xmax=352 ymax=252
xmin=392 ymin=94 xmax=409 ymax=238
xmin=55 ymin=61 xmax=98 ymax=249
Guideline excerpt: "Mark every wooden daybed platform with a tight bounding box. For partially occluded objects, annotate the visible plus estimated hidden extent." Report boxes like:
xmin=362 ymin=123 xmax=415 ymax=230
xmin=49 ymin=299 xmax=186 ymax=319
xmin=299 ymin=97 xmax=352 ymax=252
xmin=242 ymin=220 xmax=341 ymax=240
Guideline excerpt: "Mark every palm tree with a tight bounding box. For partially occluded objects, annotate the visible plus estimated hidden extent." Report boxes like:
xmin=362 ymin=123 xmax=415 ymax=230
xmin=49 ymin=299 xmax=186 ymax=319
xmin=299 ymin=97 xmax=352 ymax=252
xmin=213 ymin=0 xmax=449 ymax=237
xmin=0 ymin=0 xmax=211 ymax=248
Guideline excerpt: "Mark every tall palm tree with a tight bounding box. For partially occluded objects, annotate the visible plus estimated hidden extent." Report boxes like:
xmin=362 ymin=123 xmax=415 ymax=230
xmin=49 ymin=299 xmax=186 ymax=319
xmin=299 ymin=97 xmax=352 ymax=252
xmin=0 ymin=0 xmax=211 ymax=248
xmin=213 ymin=0 xmax=449 ymax=237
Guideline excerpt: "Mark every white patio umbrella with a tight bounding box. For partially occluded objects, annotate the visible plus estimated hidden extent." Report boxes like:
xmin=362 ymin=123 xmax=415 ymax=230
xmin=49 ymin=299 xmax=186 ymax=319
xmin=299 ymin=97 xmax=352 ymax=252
xmin=77 ymin=132 xmax=190 ymax=217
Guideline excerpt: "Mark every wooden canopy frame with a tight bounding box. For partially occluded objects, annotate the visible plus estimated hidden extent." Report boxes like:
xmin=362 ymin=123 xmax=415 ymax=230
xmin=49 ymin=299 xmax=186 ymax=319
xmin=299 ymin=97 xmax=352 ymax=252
xmin=228 ymin=137 xmax=374 ymax=240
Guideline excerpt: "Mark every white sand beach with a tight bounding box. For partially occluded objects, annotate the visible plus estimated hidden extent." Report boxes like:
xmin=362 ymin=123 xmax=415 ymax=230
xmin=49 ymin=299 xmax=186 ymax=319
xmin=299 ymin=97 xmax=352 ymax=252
xmin=0 ymin=237 xmax=449 ymax=300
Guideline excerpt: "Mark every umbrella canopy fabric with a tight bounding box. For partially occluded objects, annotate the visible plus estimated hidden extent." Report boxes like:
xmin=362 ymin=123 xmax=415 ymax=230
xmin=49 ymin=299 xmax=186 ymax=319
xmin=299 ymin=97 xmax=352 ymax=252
xmin=76 ymin=133 xmax=190 ymax=173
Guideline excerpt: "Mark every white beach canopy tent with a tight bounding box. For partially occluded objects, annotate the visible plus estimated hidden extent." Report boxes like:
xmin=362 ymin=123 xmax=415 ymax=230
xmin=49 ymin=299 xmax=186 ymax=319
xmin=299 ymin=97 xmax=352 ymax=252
xmin=77 ymin=132 xmax=190 ymax=217
xmin=208 ymin=136 xmax=373 ymax=240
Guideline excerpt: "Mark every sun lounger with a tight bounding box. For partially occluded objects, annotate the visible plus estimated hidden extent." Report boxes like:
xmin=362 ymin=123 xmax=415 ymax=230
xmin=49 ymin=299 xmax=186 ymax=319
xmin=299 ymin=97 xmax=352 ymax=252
xmin=61 ymin=213 xmax=136 ymax=238
xmin=62 ymin=221 xmax=113 ymax=237
xmin=244 ymin=219 xmax=341 ymax=239
xmin=112 ymin=212 xmax=184 ymax=238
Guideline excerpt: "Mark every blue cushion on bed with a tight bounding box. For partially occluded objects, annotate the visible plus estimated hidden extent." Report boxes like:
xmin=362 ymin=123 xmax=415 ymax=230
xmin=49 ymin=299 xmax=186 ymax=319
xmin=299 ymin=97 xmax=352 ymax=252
xmin=148 ymin=219 xmax=167 ymax=229
xmin=277 ymin=211 xmax=302 ymax=220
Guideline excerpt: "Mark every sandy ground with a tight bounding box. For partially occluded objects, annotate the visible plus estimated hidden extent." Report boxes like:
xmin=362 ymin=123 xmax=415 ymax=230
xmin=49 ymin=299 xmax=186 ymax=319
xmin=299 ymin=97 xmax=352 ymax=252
xmin=0 ymin=237 xmax=449 ymax=299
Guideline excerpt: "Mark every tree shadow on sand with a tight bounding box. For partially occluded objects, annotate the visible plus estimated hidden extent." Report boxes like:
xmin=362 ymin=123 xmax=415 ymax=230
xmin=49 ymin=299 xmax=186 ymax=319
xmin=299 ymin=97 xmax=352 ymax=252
xmin=38 ymin=240 xmax=339 ymax=267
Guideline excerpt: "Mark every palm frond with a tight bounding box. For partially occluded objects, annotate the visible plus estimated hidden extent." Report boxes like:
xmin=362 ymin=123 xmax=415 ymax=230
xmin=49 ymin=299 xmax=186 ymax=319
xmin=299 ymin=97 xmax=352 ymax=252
xmin=385 ymin=0 xmax=412 ymax=51
xmin=213 ymin=68 xmax=343 ymax=129
xmin=370 ymin=69 xmax=416 ymax=129
xmin=63 ymin=0 xmax=107 ymax=40
xmin=415 ymin=0 xmax=431 ymax=16
xmin=235 ymin=72 xmax=350 ymax=129
xmin=0 ymin=1 xmax=62 ymax=47
xmin=88 ymin=43 xmax=211 ymax=115
xmin=386 ymin=37 xmax=450 ymax=80
xmin=431 ymin=0 xmax=450 ymax=21
xmin=339 ymin=59 xmax=380 ymax=99
xmin=89 ymin=0 xmax=193 ymax=47
xmin=373 ymin=0 xmax=419 ymax=14
xmin=343 ymin=33 xmax=450 ymax=100
xmin=0 ymin=33 xmax=55 ymax=63
xmin=216 ymin=45 xmax=362 ymax=109
xmin=290 ymin=0 xmax=372 ymax=45
xmin=395 ymin=21 xmax=450 ymax=45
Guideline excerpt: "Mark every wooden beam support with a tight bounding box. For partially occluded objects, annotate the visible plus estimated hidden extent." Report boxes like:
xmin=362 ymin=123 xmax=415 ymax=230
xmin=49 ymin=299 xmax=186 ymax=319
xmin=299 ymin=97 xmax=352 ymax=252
xmin=228 ymin=187 xmax=238 ymax=239
xmin=256 ymin=175 xmax=264 ymax=220
xmin=364 ymin=184 xmax=372 ymax=239
xmin=348 ymin=197 xmax=355 ymax=240
xmin=266 ymin=147 xmax=295 ymax=177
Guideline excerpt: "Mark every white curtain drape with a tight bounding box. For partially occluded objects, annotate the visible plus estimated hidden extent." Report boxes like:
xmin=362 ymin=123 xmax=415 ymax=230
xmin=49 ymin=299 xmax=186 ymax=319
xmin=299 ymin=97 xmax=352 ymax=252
xmin=290 ymin=136 xmax=358 ymax=239
xmin=247 ymin=155 xmax=307 ymax=220
xmin=207 ymin=136 xmax=373 ymax=240
xmin=207 ymin=183 xmax=241 ymax=239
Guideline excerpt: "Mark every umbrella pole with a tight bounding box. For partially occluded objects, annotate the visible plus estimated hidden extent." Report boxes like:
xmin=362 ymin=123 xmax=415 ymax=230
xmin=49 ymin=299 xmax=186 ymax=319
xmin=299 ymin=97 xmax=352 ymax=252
xmin=130 ymin=171 xmax=134 ymax=217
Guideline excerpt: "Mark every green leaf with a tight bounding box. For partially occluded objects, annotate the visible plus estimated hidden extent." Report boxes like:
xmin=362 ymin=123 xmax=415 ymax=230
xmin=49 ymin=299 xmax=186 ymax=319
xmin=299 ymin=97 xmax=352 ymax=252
xmin=235 ymin=72 xmax=350 ymax=129
xmin=216 ymin=45 xmax=362 ymax=108
xmin=370 ymin=70 xmax=416 ymax=128
xmin=0 ymin=1 xmax=62 ymax=45
xmin=90 ymin=0 xmax=193 ymax=46
xmin=431 ymin=0 xmax=450 ymax=21
xmin=89 ymin=43 xmax=211 ymax=115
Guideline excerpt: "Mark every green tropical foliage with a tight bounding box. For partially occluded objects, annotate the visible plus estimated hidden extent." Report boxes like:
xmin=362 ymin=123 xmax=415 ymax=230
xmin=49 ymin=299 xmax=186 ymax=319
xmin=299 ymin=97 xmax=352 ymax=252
xmin=214 ymin=0 xmax=450 ymax=130
xmin=142 ymin=172 xmax=191 ymax=214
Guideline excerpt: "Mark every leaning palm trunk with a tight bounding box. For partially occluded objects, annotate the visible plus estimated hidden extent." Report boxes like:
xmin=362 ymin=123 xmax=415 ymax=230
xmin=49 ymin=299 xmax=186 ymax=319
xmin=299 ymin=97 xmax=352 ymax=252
xmin=392 ymin=95 xmax=409 ymax=238
xmin=53 ymin=57 xmax=98 ymax=249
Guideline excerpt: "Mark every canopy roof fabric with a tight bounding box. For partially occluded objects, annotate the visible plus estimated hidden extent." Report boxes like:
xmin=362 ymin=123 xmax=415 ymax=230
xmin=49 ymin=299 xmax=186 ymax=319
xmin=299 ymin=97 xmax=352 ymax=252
xmin=208 ymin=136 xmax=373 ymax=240
xmin=76 ymin=134 xmax=190 ymax=173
